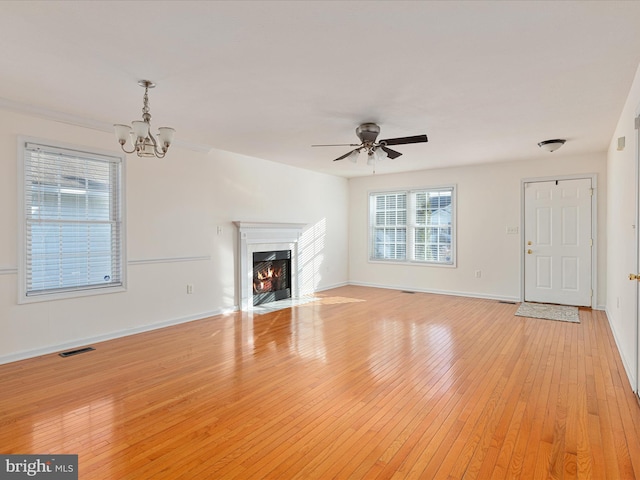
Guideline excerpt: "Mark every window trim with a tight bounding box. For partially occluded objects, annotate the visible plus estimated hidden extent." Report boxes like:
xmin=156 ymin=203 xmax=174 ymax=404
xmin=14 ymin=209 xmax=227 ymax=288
xmin=17 ymin=136 xmax=127 ymax=303
xmin=368 ymin=185 xmax=456 ymax=267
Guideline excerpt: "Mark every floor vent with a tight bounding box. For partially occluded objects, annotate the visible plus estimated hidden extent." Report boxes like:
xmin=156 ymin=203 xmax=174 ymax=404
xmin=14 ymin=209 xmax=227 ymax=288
xmin=59 ymin=347 xmax=95 ymax=358
xmin=498 ymin=301 xmax=518 ymax=304
xmin=401 ymin=291 xmax=416 ymax=294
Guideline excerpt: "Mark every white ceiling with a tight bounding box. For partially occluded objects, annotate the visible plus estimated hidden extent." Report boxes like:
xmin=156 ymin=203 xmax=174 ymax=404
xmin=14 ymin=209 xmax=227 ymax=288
xmin=2 ymin=1 xmax=640 ymax=178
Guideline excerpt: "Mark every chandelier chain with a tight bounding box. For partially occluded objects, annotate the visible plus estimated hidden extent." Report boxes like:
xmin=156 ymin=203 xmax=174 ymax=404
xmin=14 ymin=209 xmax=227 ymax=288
xmin=142 ymin=87 xmax=151 ymax=123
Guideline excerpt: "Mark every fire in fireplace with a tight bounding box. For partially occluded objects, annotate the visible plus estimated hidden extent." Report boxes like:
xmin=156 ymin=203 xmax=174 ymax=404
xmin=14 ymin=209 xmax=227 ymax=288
xmin=253 ymin=250 xmax=291 ymax=306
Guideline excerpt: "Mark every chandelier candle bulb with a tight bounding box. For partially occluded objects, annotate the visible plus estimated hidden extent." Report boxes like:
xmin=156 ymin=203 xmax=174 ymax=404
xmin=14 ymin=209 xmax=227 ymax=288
xmin=132 ymin=121 xmax=149 ymax=139
xmin=114 ymin=124 xmax=132 ymax=143
xmin=158 ymin=127 xmax=176 ymax=148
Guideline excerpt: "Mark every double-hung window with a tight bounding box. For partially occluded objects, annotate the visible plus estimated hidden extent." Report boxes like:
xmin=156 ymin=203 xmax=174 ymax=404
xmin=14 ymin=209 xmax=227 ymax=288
xmin=369 ymin=186 xmax=455 ymax=265
xmin=18 ymin=139 xmax=126 ymax=301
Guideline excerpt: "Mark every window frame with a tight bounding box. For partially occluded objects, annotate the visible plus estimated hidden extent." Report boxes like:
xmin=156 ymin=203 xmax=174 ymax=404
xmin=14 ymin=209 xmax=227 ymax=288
xmin=368 ymin=185 xmax=456 ymax=267
xmin=17 ymin=137 xmax=127 ymax=303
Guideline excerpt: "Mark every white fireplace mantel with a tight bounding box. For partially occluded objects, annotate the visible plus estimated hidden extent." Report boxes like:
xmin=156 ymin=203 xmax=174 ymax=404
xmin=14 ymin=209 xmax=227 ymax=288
xmin=234 ymin=222 xmax=306 ymax=310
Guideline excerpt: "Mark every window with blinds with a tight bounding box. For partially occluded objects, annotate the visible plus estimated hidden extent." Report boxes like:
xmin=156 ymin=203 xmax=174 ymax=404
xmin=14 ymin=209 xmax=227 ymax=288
xmin=19 ymin=140 xmax=125 ymax=299
xmin=369 ymin=187 xmax=455 ymax=265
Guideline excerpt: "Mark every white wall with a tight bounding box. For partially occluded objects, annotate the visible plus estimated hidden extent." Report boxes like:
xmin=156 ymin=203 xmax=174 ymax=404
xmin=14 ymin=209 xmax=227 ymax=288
xmin=606 ymin=63 xmax=640 ymax=390
xmin=348 ymin=154 xmax=607 ymax=305
xmin=0 ymin=110 xmax=349 ymax=364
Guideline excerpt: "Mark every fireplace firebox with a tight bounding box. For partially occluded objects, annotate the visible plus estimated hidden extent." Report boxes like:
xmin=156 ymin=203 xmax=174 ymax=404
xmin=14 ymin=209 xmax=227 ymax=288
xmin=252 ymin=250 xmax=291 ymax=306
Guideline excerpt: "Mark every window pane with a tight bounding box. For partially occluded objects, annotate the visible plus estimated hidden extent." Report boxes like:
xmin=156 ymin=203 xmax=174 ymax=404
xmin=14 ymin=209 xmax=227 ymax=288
xmin=385 ymin=211 xmax=395 ymax=226
xmin=386 ymin=195 xmax=396 ymax=209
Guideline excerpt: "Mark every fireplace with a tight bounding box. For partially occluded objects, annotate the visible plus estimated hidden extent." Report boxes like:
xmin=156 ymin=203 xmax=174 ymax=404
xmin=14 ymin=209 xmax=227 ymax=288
xmin=253 ymin=250 xmax=291 ymax=306
xmin=234 ymin=222 xmax=306 ymax=310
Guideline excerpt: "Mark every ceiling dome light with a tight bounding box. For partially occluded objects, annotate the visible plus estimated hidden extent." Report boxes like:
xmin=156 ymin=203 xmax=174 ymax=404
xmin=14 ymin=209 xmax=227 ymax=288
xmin=538 ymin=139 xmax=566 ymax=153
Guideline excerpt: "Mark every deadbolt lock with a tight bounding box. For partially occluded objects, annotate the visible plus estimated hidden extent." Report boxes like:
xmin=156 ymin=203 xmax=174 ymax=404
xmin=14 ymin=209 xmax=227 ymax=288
xmin=527 ymin=241 xmax=532 ymax=245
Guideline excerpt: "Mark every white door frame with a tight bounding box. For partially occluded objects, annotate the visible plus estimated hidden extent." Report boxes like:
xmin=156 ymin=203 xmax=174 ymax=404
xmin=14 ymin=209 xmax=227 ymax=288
xmin=520 ymin=173 xmax=598 ymax=309
xmin=634 ymin=111 xmax=640 ymax=396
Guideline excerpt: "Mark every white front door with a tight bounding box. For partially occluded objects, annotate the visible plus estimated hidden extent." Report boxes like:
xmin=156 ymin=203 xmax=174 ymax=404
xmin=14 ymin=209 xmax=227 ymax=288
xmin=524 ymin=178 xmax=593 ymax=306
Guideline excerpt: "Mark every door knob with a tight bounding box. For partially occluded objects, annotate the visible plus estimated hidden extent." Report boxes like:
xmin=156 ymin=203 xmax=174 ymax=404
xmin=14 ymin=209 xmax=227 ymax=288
xmin=630 ymin=273 xmax=640 ymax=281
xmin=527 ymin=249 xmax=533 ymax=254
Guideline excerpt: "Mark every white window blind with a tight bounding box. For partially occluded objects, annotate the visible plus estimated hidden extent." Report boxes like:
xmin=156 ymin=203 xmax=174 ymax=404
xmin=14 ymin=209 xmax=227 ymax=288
xmin=22 ymin=141 xmax=124 ymax=297
xmin=370 ymin=186 xmax=455 ymax=265
xmin=371 ymin=192 xmax=407 ymax=261
xmin=412 ymin=189 xmax=453 ymax=263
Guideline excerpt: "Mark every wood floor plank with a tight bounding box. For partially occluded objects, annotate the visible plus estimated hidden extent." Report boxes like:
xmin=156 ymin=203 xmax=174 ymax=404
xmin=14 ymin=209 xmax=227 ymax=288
xmin=1 ymin=286 xmax=639 ymax=479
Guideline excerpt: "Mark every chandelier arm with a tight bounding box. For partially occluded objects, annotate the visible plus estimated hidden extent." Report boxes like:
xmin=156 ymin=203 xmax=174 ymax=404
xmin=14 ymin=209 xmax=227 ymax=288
xmin=119 ymin=142 xmax=137 ymax=154
xmin=146 ymin=128 xmax=166 ymax=157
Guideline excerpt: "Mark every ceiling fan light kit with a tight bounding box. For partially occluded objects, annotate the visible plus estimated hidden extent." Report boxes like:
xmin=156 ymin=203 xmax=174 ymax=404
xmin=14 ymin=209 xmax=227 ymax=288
xmin=537 ymin=139 xmax=566 ymax=153
xmin=114 ymin=80 xmax=175 ymax=158
xmin=313 ymin=122 xmax=428 ymax=165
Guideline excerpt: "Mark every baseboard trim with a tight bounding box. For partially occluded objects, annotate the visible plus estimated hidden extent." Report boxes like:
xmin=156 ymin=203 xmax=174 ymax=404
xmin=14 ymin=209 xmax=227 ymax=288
xmin=311 ymin=281 xmax=349 ymax=293
xmin=604 ymin=307 xmax=637 ymax=393
xmin=0 ymin=306 xmax=237 ymax=366
xmin=347 ymin=281 xmax=521 ymax=304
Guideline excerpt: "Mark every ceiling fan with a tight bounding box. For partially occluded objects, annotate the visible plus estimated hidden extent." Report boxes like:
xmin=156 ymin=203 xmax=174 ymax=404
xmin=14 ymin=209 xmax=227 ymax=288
xmin=312 ymin=123 xmax=428 ymax=163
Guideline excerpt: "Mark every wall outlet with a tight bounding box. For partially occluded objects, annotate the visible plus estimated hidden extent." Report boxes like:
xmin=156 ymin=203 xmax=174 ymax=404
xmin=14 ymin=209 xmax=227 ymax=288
xmin=217 ymin=226 xmax=223 ymax=235
xmin=506 ymin=226 xmax=519 ymax=235
xmin=474 ymin=270 xmax=481 ymax=278
xmin=187 ymin=284 xmax=194 ymax=294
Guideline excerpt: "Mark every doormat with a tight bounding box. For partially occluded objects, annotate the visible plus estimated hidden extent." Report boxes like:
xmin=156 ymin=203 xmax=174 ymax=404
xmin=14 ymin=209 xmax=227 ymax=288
xmin=515 ymin=302 xmax=580 ymax=323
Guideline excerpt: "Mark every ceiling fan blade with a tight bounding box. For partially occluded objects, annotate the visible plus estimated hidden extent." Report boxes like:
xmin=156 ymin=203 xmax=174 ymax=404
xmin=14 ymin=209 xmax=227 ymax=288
xmin=333 ymin=149 xmax=359 ymax=162
xmin=312 ymin=143 xmax=360 ymax=147
xmin=380 ymin=134 xmax=428 ymax=146
xmin=380 ymin=146 xmax=402 ymax=159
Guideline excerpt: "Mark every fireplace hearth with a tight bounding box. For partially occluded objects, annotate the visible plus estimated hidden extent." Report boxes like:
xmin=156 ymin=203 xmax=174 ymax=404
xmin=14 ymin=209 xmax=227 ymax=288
xmin=253 ymin=250 xmax=291 ymax=306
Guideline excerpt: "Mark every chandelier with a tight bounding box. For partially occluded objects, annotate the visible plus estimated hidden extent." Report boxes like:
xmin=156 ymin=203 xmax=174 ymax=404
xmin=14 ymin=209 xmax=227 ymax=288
xmin=114 ymin=80 xmax=175 ymax=158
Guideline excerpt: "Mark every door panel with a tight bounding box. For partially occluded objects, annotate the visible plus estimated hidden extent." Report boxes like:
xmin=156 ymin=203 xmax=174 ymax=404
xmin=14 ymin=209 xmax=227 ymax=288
xmin=524 ymin=178 xmax=592 ymax=306
xmin=536 ymin=207 xmax=551 ymax=245
xmin=536 ymin=257 xmax=552 ymax=288
xmin=562 ymin=207 xmax=578 ymax=245
xmin=561 ymin=257 xmax=578 ymax=290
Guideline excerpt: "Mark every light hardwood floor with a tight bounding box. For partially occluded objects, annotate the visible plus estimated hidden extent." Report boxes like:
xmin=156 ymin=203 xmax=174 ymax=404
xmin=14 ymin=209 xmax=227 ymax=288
xmin=1 ymin=286 xmax=640 ymax=479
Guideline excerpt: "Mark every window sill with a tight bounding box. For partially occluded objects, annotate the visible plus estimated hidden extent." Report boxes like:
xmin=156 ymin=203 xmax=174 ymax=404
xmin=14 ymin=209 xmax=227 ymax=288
xmin=18 ymin=284 xmax=127 ymax=304
xmin=367 ymin=259 xmax=457 ymax=268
